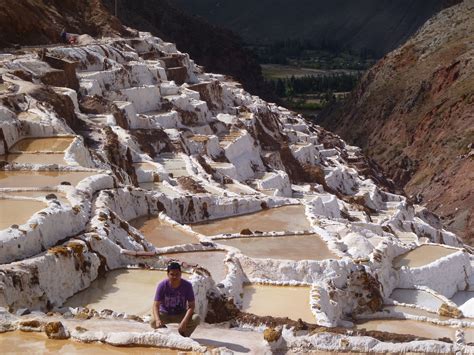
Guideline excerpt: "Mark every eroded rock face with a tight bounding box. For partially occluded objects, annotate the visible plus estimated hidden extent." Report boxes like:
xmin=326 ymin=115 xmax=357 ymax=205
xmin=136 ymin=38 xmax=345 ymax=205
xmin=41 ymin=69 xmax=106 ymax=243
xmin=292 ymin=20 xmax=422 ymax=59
xmin=318 ymin=1 xmax=474 ymax=244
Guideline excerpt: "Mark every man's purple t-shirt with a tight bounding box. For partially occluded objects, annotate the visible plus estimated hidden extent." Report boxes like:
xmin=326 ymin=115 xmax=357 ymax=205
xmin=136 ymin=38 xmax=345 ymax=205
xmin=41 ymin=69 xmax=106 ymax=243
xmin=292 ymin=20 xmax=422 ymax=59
xmin=154 ymin=279 xmax=195 ymax=315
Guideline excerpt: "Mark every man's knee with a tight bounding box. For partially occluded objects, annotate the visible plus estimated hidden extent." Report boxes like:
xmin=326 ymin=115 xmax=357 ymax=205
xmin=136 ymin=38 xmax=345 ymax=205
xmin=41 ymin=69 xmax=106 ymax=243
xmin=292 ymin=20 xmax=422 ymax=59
xmin=191 ymin=314 xmax=201 ymax=325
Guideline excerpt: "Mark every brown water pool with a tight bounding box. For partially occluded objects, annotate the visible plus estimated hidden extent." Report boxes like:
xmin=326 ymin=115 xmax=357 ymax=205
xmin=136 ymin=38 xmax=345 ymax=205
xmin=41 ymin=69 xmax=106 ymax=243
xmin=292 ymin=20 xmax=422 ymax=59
xmin=64 ymin=269 xmax=188 ymax=316
xmin=216 ymin=234 xmax=339 ymax=261
xmin=0 ymin=199 xmax=47 ymax=230
xmin=242 ymin=284 xmax=314 ymax=323
xmin=130 ymin=215 xmax=198 ymax=248
xmin=9 ymin=137 xmax=74 ymax=152
xmin=0 ymin=171 xmax=97 ymax=188
xmin=355 ymin=319 xmax=455 ymax=341
xmin=0 ymin=153 xmax=67 ymax=165
xmin=192 ymin=205 xmax=310 ymax=236
xmin=0 ymin=331 xmax=180 ymax=354
xmin=393 ymin=245 xmax=459 ymax=269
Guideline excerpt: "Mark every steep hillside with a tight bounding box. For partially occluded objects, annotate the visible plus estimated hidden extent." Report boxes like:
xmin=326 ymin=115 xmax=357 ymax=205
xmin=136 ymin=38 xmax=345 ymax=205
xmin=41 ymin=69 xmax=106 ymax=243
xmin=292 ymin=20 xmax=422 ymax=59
xmin=318 ymin=1 xmax=474 ymax=243
xmin=0 ymin=0 xmax=127 ymax=48
xmin=102 ymin=0 xmax=268 ymax=98
xmin=175 ymin=0 xmax=458 ymax=56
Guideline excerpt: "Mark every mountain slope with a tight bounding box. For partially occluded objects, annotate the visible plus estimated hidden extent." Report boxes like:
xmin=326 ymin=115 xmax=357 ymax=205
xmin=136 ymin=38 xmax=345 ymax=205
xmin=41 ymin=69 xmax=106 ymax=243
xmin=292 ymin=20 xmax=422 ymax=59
xmin=175 ymin=0 xmax=459 ymax=56
xmin=318 ymin=0 xmax=474 ymax=243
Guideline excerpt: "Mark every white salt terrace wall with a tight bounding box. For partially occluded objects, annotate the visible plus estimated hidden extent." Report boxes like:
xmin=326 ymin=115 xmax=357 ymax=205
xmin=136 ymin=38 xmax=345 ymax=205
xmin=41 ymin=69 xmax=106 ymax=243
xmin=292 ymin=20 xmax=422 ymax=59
xmin=397 ymin=249 xmax=471 ymax=298
xmin=0 ymin=174 xmax=113 ymax=264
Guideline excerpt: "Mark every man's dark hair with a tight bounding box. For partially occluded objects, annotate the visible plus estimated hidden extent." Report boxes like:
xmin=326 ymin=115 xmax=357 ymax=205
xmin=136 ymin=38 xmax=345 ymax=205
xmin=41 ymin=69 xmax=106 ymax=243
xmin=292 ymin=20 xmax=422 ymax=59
xmin=167 ymin=262 xmax=181 ymax=272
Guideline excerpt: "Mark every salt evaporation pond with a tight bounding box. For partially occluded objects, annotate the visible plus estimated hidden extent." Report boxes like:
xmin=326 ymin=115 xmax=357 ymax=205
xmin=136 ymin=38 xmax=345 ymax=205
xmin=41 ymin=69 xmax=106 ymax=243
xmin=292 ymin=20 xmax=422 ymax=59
xmin=392 ymin=244 xmax=458 ymax=268
xmin=0 ymin=331 xmax=181 ymax=354
xmin=0 ymin=190 xmax=69 ymax=205
xmin=163 ymin=251 xmax=228 ymax=282
xmin=383 ymin=305 xmax=449 ymax=321
xmin=390 ymin=288 xmax=444 ymax=312
xmin=156 ymin=154 xmax=189 ymax=178
xmin=242 ymin=284 xmax=314 ymax=323
xmin=216 ymin=234 xmax=339 ymax=261
xmin=355 ymin=319 xmax=455 ymax=341
xmin=65 ymin=269 xmax=185 ymax=316
xmin=192 ymin=205 xmax=310 ymax=236
xmin=0 ymin=171 xmax=96 ymax=188
xmin=139 ymin=182 xmax=181 ymax=198
xmin=0 ymin=199 xmax=47 ymax=230
xmin=0 ymin=153 xmax=67 ymax=165
xmin=130 ymin=215 xmax=198 ymax=248
xmin=9 ymin=137 xmax=74 ymax=152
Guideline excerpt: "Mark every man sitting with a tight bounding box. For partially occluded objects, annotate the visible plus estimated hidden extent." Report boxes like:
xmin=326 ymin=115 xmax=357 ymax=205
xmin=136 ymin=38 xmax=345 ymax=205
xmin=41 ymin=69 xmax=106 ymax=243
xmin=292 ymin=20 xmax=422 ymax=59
xmin=151 ymin=262 xmax=200 ymax=337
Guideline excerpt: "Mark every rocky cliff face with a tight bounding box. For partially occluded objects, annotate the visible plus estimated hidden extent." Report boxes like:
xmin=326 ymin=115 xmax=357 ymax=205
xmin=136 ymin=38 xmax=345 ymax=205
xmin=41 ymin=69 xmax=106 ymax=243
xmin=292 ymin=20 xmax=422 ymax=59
xmin=318 ymin=0 xmax=474 ymax=244
xmin=0 ymin=0 xmax=128 ymax=48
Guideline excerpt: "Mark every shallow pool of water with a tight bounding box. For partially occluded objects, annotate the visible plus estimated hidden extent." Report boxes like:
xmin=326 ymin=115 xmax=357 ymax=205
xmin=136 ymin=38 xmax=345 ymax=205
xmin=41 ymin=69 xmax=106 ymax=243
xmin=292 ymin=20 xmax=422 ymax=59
xmin=0 ymin=199 xmax=47 ymax=230
xmin=0 ymin=171 xmax=96 ymax=188
xmin=242 ymin=284 xmax=314 ymax=323
xmin=139 ymin=182 xmax=181 ymax=198
xmin=392 ymin=244 xmax=458 ymax=269
xmin=192 ymin=205 xmax=310 ymax=236
xmin=355 ymin=319 xmax=455 ymax=341
xmin=0 ymin=190 xmax=69 ymax=205
xmin=0 ymin=331 xmax=179 ymax=354
xmin=216 ymin=234 xmax=338 ymax=261
xmin=130 ymin=215 xmax=198 ymax=248
xmin=0 ymin=153 xmax=67 ymax=165
xmin=163 ymin=251 xmax=228 ymax=282
xmin=9 ymin=137 xmax=74 ymax=152
xmin=64 ymin=269 xmax=175 ymax=316
xmin=383 ymin=305 xmax=449 ymax=321
xmin=390 ymin=289 xmax=444 ymax=312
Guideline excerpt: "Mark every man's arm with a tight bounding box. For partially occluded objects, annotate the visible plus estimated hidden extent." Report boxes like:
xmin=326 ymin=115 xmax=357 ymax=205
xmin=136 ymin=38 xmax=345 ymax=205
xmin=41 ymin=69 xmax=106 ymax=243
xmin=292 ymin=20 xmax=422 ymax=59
xmin=178 ymin=300 xmax=195 ymax=331
xmin=153 ymin=300 xmax=164 ymax=328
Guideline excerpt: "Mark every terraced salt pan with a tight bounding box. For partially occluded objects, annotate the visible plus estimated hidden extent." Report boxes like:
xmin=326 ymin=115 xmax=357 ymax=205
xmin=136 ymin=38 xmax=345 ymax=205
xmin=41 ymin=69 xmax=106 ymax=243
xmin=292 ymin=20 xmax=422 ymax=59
xmin=65 ymin=269 xmax=178 ymax=316
xmin=192 ymin=205 xmax=310 ymax=236
xmin=0 ymin=331 xmax=180 ymax=354
xmin=383 ymin=305 xmax=449 ymax=321
xmin=0 ymin=190 xmax=69 ymax=205
xmin=163 ymin=251 xmax=228 ymax=282
xmin=0 ymin=153 xmax=67 ymax=165
xmin=392 ymin=244 xmax=458 ymax=268
xmin=216 ymin=234 xmax=339 ymax=261
xmin=9 ymin=137 xmax=74 ymax=152
xmin=355 ymin=319 xmax=455 ymax=341
xmin=224 ymin=183 xmax=256 ymax=195
xmin=130 ymin=215 xmax=198 ymax=248
xmin=139 ymin=182 xmax=181 ymax=198
xmin=157 ymin=154 xmax=189 ymax=178
xmin=390 ymin=289 xmax=444 ymax=312
xmin=0 ymin=171 xmax=97 ymax=188
xmin=0 ymin=199 xmax=47 ymax=230
xmin=242 ymin=284 xmax=314 ymax=323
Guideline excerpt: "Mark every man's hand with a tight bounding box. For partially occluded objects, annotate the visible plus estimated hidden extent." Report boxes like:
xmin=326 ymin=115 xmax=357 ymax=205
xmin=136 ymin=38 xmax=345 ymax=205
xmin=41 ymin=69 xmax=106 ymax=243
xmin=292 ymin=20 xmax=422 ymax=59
xmin=178 ymin=320 xmax=188 ymax=335
xmin=155 ymin=319 xmax=166 ymax=328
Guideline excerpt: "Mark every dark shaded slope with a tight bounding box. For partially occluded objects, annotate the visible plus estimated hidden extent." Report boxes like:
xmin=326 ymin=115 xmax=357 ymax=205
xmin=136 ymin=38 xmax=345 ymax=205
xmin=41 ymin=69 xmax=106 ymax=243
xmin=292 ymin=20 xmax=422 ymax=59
xmin=0 ymin=0 xmax=127 ymax=48
xmin=102 ymin=0 xmax=269 ymax=98
xmin=318 ymin=2 xmax=474 ymax=243
xmin=175 ymin=0 xmax=460 ymax=56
